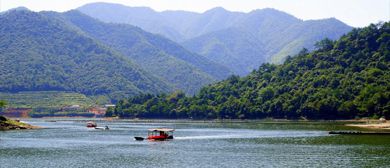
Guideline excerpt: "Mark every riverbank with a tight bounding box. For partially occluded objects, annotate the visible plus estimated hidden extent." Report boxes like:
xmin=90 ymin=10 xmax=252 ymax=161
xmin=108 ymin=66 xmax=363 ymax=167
xmin=345 ymin=122 xmax=390 ymax=130
xmin=0 ymin=116 xmax=41 ymax=130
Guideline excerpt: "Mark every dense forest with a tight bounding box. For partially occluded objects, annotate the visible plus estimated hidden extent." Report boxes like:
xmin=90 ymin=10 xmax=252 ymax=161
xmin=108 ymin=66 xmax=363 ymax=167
xmin=112 ymin=22 xmax=390 ymax=120
xmin=0 ymin=10 xmax=173 ymax=101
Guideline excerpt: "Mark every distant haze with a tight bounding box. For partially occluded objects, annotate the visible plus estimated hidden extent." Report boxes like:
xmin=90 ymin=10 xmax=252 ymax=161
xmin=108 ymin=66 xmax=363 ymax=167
xmin=1 ymin=0 xmax=389 ymax=27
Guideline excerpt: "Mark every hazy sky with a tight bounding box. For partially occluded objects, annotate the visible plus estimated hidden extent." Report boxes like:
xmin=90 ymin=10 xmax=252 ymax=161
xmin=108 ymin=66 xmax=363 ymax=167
xmin=1 ymin=0 xmax=389 ymax=27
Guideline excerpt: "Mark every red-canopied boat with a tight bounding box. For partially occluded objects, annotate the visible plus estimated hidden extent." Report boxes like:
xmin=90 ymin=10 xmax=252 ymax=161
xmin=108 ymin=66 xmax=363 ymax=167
xmin=86 ymin=122 xmax=97 ymax=128
xmin=135 ymin=128 xmax=174 ymax=140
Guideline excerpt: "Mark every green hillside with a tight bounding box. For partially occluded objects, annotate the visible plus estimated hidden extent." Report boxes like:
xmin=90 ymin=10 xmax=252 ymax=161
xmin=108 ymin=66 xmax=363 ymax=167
xmin=181 ymin=28 xmax=267 ymax=76
xmin=0 ymin=11 xmax=173 ymax=102
xmin=42 ymin=10 xmax=232 ymax=95
xmin=268 ymin=18 xmax=354 ymax=63
xmin=0 ymin=91 xmax=95 ymax=108
xmin=113 ymin=22 xmax=390 ymax=120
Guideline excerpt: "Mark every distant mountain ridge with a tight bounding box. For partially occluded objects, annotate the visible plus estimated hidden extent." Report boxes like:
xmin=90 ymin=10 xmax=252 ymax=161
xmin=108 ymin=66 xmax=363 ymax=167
xmin=78 ymin=2 xmax=353 ymax=76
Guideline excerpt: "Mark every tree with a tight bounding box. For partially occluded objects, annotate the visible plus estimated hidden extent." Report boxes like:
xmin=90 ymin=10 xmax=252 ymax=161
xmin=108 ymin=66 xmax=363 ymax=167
xmin=314 ymin=38 xmax=334 ymax=51
xmin=0 ymin=100 xmax=6 ymax=108
xmin=284 ymin=55 xmax=293 ymax=64
xmin=0 ymin=100 xmax=6 ymax=120
xmin=105 ymin=107 xmax=114 ymax=117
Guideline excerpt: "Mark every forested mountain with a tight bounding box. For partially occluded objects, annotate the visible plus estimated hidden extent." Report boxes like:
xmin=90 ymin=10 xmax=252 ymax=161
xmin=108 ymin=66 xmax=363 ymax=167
xmin=77 ymin=2 xmax=353 ymax=76
xmin=181 ymin=10 xmax=352 ymax=76
xmin=181 ymin=28 xmax=267 ymax=76
xmin=113 ymin=22 xmax=390 ymax=120
xmin=42 ymin=10 xmax=232 ymax=95
xmin=0 ymin=10 xmax=173 ymax=101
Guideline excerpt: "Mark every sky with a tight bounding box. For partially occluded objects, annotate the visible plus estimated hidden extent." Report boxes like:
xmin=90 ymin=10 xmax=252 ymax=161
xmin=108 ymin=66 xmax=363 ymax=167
xmin=0 ymin=0 xmax=389 ymax=27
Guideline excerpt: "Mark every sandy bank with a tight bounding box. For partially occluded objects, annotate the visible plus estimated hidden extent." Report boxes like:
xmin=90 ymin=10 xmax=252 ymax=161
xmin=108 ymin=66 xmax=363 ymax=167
xmin=345 ymin=123 xmax=390 ymax=130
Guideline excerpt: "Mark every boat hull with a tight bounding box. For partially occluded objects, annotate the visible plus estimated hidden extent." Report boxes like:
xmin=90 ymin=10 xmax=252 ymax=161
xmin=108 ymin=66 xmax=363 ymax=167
xmin=134 ymin=137 xmax=145 ymax=140
xmin=95 ymin=127 xmax=109 ymax=130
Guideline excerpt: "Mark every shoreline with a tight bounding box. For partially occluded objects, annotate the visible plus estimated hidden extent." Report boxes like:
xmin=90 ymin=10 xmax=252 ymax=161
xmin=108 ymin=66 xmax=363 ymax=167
xmin=0 ymin=120 xmax=42 ymax=130
xmin=345 ymin=122 xmax=390 ymax=130
xmin=0 ymin=116 xmax=42 ymax=130
xmin=11 ymin=117 xmax=387 ymax=124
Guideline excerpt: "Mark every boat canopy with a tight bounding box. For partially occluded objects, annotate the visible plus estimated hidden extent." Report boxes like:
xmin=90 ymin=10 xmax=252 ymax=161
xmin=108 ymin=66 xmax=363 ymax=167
xmin=148 ymin=128 xmax=174 ymax=132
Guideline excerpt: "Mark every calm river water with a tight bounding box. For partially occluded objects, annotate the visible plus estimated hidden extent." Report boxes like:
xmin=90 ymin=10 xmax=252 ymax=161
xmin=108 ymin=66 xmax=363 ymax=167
xmin=1 ymin=119 xmax=390 ymax=167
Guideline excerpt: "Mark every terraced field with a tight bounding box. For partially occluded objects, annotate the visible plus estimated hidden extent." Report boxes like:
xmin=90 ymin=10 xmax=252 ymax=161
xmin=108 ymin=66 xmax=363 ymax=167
xmin=0 ymin=91 xmax=94 ymax=108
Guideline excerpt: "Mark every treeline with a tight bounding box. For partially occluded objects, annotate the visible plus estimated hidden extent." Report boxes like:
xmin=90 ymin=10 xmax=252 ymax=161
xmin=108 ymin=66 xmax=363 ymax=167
xmin=112 ymin=22 xmax=390 ymax=120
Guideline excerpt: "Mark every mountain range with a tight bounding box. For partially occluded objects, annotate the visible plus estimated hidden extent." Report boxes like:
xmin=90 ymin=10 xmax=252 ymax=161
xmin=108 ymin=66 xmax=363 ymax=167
xmin=0 ymin=9 xmax=234 ymax=101
xmin=1 ymin=3 xmax=356 ymax=103
xmin=42 ymin=10 xmax=232 ymax=95
xmin=113 ymin=22 xmax=390 ymax=119
xmin=78 ymin=2 xmax=353 ymax=76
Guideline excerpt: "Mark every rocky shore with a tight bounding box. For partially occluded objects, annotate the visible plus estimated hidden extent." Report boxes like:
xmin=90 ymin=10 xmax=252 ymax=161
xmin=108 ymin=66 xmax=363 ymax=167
xmin=0 ymin=116 xmax=41 ymax=130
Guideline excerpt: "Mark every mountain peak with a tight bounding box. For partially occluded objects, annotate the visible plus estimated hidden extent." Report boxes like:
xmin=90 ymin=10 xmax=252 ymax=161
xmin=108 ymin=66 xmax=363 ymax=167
xmin=78 ymin=2 xmax=155 ymax=13
xmin=205 ymin=7 xmax=228 ymax=13
xmin=0 ymin=6 xmax=29 ymax=15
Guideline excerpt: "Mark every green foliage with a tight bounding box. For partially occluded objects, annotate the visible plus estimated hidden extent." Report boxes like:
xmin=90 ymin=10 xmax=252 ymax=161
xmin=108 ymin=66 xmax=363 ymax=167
xmin=314 ymin=38 xmax=335 ymax=51
xmin=88 ymin=95 xmax=111 ymax=105
xmin=116 ymin=22 xmax=390 ymax=120
xmin=0 ymin=11 xmax=173 ymax=102
xmin=105 ymin=107 xmax=114 ymax=117
xmin=0 ymin=100 xmax=6 ymax=108
xmin=0 ymin=91 xmax=93 ymax=108
xmin=0 ymin=115 xmax=7 ymax=121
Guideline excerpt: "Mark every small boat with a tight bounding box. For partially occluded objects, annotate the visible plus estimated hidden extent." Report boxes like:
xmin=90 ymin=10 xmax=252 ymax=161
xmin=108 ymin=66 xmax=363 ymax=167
xmin=134 ymin=137 xmax=145 ymax=141
xmin=135 ymin=128 xmax=174 ymax=141
xmin=95 ymin=126 xmax=109 ymax=130
xmin=86 ymin=122 xmax=97 ymax=128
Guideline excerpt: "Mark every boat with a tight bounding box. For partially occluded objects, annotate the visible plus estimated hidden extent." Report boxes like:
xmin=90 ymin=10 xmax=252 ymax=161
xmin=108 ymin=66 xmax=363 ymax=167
xmin=134 ymin=137 xmax=145 ymax=141
xmin=95 ymin=126 xmax=109 ymax=130
xmin=86 ymin=122 xmax=97 ymax=128
xmin=134 ymin=128 xmax=174 ymax=140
